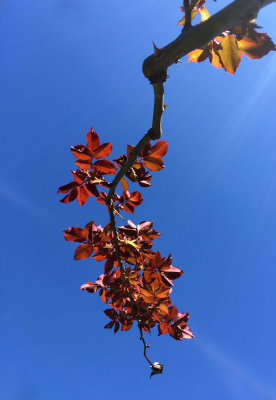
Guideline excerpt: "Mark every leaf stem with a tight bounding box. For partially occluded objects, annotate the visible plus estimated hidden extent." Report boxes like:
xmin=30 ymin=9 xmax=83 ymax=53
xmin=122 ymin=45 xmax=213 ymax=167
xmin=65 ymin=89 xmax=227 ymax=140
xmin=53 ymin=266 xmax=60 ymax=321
xmin=138 ymin=321 xmax=153 ymax=367
xmin=106 ymin=131 xmax=153 ymax=204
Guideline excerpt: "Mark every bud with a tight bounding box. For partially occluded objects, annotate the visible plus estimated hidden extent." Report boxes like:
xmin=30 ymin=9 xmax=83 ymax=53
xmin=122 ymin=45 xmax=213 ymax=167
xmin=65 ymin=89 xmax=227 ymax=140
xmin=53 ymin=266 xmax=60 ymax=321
xmin=150 ymin=362 xmax=164 ymax=378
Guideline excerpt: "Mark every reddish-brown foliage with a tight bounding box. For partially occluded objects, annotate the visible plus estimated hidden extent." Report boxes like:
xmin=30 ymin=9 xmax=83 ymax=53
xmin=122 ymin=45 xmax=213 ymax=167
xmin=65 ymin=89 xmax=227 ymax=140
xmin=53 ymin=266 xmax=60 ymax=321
xmin=58 ymin=1 xmax=274 ymax=375
xmin=59 ymin=129 xmax=192 ymax=342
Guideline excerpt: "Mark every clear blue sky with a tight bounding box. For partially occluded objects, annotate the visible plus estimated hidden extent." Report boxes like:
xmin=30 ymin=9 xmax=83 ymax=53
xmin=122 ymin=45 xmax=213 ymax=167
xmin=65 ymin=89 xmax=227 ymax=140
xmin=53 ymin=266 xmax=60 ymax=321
xmin=1 ymin=1 xmax=276 ymax=399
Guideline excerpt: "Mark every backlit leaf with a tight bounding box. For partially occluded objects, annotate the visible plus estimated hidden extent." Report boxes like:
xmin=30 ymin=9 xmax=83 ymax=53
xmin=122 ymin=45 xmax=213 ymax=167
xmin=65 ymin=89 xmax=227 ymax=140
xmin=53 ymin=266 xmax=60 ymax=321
xmin=93 ymin=160 xmax=116 ymax=174
xmin=74 ymin=243 xmax=93 ymax=260
xmin=85 ymin=183 xmax=100 ymax=197
xmin=104 ymin=321 xmax=115 ymax=329
xmin=218 ymin=34 xmax=242 ymax=75
xmin=71 ymin=170 xmax=87 ymax=184
xmin=60 ymin=187 xmax=78 ymax=203
xmin=93 ymin=142 xmax=112 ymax=159
xmin=177 ymin=8 xmax=198 ymax=25
xmin=198 ymin=6 xmax=209 ymax=21
xmin=81 ymin=281 xmax=99 ymax=293
xmin=144 ymin=157 xmax=164 ymax=171
xmin=188 ymin=48 xmax=209 ymax=63
xmin=238 ymin=31 xmax=275 ymax=59
xmin=86 ymin=128 xmax=100 ymax=152
xmin=76 ymin=186 xmax=89 ymax=206
xmin=58 ymin=182 xmax=78 ymax=193
xmin=120 ymin=319 xmax=133 ymax=331
xmin=148 ymin=140 xmax=168 ymax=158
xmin=127 ymin=145 xmax=135 ymax=159
xmin=71 ymin=145 xmax=91 ymax=160
xmin=74 ymin=159 xmax=91 ymax=169
xmin=121 ymin=177 xmax=129 ymax=191
xmin=63 ymin=227 xmax=87 ymax=242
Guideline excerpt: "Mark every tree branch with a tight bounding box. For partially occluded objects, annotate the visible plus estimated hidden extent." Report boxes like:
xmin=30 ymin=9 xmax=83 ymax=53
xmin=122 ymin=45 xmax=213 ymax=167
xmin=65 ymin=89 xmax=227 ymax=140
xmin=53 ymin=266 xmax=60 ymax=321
xmin=143 ymin=0 xmax=275 ymax=83
xmin=106 ymin=130 xmax=153 ymax=204
xmin=183 ymin=0 xmax=192 ymax=31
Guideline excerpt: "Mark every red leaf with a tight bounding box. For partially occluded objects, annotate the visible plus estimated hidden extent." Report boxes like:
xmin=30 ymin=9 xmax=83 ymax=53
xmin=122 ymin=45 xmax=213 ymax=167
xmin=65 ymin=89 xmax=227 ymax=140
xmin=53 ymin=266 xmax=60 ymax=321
xmin=123 ymin=203 xmax=134 ymax=213
xmin=158 ymin=322 xmax=170 ymax=335
xmin=58 ymin=181 xmax=78 ymax=193
xmin=71 ymin=170 xmax=87 ymax=184
xmin=120 ymin=319 xmax=133 ymax=331
xmin=104 ymin=257 xmax=114 ymax=274
xmin=104 ymin=309 xmax=118 ymax=320
xmin=238 ymin=31 xmax=275 ymax=59
xmin=74 ymin=159 xmax=92 ymax=169
xmin=60 ymin=187 xmax=78 ymax=203
xmin=63 ymin=227 xmax=87 ymax=242
xmin=85 ymin=183 xmax=100 ymax=197
xmin=127 ymin=145 xmax=135 ymax=159
xmin=148 ymin=140 xmax=168 ymax=158
xmin=144 ymin=156 xmax=164 ymax=171
xmin=93 ymin=143 xmax=112 ymax=159
xmin=128 ymin=191 xmax=142 ymax=203
xmin=81 ymin=281 xmax=99 ymax=293
xmin=93 ymin=160 xmax=116 ymax=175
xmin=114 ymin=321 xmax=120 ymax=333
xmin=76 ymin=186 xmax=89 ymax=206
xmin=160 ymin=266 xmax=184 ymax=286
xmin=104 ymin=321 xmax=115 ymax=329
xmin=74 ymin=243 xmax=93 ymax=260
xmin=86 ymin=128 xmax=100 ymax=152
xmin=71 ymin=145 xmax=91 ymax=161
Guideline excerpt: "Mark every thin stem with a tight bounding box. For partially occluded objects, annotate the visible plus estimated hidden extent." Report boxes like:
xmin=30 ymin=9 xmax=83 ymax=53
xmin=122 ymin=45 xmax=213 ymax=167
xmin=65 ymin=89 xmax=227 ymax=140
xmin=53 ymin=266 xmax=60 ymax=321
xmin=106 ymin=131 xmax=152 ymax=204
xmin=151 ymin=83 xmax=164 ymax=139
xmin=107 ymin=202 xmax=126 ymax=274
xmin=138 ymin=321 xmax=153 ymax=366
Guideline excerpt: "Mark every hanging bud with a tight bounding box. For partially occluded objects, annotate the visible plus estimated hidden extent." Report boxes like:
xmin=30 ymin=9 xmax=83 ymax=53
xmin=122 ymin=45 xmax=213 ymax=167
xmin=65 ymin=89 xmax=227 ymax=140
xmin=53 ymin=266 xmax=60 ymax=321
xmin=150 ymin=362 xmax=164 ymax=378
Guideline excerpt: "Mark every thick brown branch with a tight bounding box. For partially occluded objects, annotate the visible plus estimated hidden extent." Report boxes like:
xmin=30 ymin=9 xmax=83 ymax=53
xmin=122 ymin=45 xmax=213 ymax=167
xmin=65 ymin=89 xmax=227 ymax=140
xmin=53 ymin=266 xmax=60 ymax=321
xmin=143 ymin=0 xmax=275 ymax=82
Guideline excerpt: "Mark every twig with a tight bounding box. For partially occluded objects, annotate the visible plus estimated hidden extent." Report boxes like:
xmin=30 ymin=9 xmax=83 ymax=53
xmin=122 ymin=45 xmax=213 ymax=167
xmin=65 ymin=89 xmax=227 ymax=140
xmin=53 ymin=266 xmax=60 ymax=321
xmin=183 ymin=0 xmax=192 ymax=31
xmin=151 ymin=83 xmax=165 ymax=139
xmin=107 ymin=203 xmax=126 ymax=274
xmin=138 ymin=321 xmax=153 ymax=366
xmin=106 ymin=131 xmax=153 ymax=204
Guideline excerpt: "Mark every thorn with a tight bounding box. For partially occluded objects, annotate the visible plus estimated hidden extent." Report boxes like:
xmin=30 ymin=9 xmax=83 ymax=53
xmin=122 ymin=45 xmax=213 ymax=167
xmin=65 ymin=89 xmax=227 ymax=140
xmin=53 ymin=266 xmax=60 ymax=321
xmin=153 ymin=41 xmax=161 ymax=55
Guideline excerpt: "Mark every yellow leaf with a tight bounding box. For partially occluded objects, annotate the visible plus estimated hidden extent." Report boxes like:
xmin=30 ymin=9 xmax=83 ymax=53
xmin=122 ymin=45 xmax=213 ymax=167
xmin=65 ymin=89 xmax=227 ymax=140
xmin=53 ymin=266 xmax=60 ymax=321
xmin=188 ymin=49 xmax=204 ymax=62
xmin=121 ymin=176 xmax=128 ymax=191
xmin=218 ymin=34 xmax=242 ymax=75
xmin=199 ymin=6 xmax=210 ymax=21
xmin=177 ymin=9 xmax=198 ymax=25
xmin=188 ymin=48 xmax=209 ymax=63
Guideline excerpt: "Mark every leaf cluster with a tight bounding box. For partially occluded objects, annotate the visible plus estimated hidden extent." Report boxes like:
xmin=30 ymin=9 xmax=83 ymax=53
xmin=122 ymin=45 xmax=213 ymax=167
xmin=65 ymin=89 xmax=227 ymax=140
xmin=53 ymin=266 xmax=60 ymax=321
xmin=58 ymin=129 xmax=193 ymax=346
xmin=178 ymin=2 xmax=275 ymax=74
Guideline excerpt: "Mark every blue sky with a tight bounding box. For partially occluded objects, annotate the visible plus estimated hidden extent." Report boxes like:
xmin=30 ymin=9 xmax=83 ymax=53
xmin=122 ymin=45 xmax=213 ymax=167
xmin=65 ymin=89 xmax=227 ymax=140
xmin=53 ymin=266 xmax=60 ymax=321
xmin=1 ymin=0 xmax=276 ymax=399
